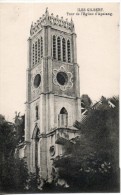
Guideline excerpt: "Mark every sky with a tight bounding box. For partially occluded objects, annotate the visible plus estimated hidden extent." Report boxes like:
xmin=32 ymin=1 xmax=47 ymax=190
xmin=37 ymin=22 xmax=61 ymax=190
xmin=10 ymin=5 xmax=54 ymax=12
xmin=0 ymin=3 xmax=119 ymax=121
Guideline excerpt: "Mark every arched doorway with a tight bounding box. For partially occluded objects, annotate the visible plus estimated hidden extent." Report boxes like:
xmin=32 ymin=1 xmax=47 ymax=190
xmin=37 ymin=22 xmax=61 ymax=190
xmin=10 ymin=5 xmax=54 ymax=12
xmin=32 ymin=124 xmax=40 ymax=173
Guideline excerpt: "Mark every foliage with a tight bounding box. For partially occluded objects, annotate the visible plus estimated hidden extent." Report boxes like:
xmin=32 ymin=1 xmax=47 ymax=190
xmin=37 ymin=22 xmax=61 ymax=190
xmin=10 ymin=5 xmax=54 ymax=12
xmin=81 ymin=94 xmax=92 ymax=109
xmin=42 ymin=181 xmax=69 ymax=193
xmin=14 ymin=112 xmax=25 ymax=143
xmin=26 ymin=168 xmax=42 ymax=193
xmin=0 ymin=157 xmax=29 ymax=193
xmin=53 ymin=96 xmax=119 ymax=192
xmin=0 ymin=114 xmax=46 ymax=193
xmin=0 ymin=116 xmax=17 ymax=160
xmin=0 ymin=115 xmax=29 ymax=193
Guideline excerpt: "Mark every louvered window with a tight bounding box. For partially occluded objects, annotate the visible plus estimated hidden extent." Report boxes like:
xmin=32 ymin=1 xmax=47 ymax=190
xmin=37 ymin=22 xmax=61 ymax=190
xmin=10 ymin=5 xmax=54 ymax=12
xmin=57 ymin=37 xmax=61 ymax=61
xmin=53 ymin=35 xmax=56 ymax=59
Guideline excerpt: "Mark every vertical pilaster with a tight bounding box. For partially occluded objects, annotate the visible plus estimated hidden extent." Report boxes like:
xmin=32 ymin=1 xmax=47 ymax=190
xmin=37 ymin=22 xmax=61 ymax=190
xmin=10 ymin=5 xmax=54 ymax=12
xmin=43 ymin=27 xmax=46 ymax=57
xmin=40 ymin=94 xmax=46 ymax=134
xmin=48 ymin=58 xmax=53 ymax=92
xmin=30 ymin=143 xmax=33 ymax=171
xmin=74 ymin=64 xmax=80 ymax=97
xmin=32 ymin=140 xmax=36 ymax=172
xmin=40 ymin=137 xmax=47 ymax=180
xmin=72 ymin=33 xmax=77 ymax=63
xmin=42 ymin=58 xmax=48 ymax=93
xmin=27 ymin=37 xmax=32 ymax=68
xmin=48 ymin=93 xmax=55 ymax=131
xmin=26 ymin=69 xmax=31 ymax=102
xmin=76 ymin=97 xmax=81 ymax=121
xmin=46 ymin=94 xmax=49 ymax=133
xmin=25 ymin=38 xmax=31 ymax=141
xmin=25 ymin=102 xmax=30 ymax=141
xmin=48 ymin=26 xmax=51 ymax=57
xmin=38 ymin=140 xmax=41 ymax=168
xmin=43 ymin=26 xmax=48 ymax=57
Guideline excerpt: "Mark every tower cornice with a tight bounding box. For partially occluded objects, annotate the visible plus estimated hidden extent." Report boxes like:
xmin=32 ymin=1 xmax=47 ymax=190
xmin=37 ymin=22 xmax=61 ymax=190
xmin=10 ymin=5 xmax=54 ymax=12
xmin=30 ymin=8 xmax=75 ymax=37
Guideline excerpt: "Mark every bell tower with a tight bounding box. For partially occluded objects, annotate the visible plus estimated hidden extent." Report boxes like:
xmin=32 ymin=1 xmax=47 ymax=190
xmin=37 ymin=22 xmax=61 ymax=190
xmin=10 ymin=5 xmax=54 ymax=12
xmin=25 ymin=8 xmax=81 ymax=181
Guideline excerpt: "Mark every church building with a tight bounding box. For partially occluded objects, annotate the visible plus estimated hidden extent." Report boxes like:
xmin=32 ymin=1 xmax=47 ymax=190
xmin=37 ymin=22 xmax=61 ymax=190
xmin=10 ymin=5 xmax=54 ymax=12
xmin=24 ymin=8 xmax=81 ymax=182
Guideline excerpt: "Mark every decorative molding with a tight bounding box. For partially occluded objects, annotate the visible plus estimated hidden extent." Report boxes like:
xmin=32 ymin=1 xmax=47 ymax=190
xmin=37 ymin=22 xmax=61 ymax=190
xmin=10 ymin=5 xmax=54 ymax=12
xmin=53 ymin=66 xmax=73 ymax=91
xmin=31 ymin=65 xmax=42 ymax=100
xmin=30 ymin=8 xmax=74 ymax=37
xmin=49 ymin=145 xmax=55 ymax=157
xmin=40 ymin=133 xmax=47 ymax=138
xmin=52 ymin=32 xmax=71 ymax=41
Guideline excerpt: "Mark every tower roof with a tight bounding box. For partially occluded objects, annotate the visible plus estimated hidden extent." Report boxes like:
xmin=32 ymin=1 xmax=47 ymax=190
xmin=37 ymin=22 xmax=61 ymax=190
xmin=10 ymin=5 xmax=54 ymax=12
xmin=30 ymin=8 xmax=75 ymax=36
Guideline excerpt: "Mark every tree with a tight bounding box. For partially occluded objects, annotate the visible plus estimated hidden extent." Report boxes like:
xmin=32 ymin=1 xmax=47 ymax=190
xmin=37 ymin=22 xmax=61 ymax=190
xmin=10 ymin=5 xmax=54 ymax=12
xmin=14 ymin=112 xmax=25 ymax=143
xmin=81 ymin=94 xmax=92 ymax=108
xmin=0 ymin=115 xmax=29 ymax=193
xmin=0 ymin=157 xmax=29 ymax=193
xmin=0 ymin=115 xmax=16 ymax=161
xmin=53 ymin=96 xmax=119 ymax=192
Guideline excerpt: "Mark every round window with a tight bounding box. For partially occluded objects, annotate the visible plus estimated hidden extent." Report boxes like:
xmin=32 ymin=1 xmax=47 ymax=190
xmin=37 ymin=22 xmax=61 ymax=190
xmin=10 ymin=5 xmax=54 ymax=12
xmin=57 ymin=72 xmax=68 ymax=85
xmin=50 ymin=146 xmax=55 ymax=156
xmin=34 ymin=74 xmax=41 ymax=88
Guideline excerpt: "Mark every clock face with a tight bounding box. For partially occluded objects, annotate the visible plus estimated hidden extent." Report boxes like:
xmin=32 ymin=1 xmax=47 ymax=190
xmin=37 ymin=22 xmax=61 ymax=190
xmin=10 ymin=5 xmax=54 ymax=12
xmin=34 ymin=74 xmax=41 ymax=88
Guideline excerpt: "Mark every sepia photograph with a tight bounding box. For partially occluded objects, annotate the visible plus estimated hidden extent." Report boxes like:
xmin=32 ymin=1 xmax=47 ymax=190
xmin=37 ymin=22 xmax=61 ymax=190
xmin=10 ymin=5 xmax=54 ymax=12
xmin=0 ymin=2 xmax=120 ymax=193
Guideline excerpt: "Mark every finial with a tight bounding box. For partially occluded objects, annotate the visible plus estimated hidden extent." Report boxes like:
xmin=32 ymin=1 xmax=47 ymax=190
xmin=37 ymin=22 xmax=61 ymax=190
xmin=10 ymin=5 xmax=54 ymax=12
xmin=51 ymin=13 xmax=53 ymax=16
xmin=70 ymin=17 xmax=75 ymax=32
xmin=56 ymin=15 xmax=58 ymax=18
xmin=45 ymin=7 xmax=49 ymax=15
xmin=45 ymin=7 xmax=50 ymax=25
xmin=30 ymin=22 xmax=34 ymax=35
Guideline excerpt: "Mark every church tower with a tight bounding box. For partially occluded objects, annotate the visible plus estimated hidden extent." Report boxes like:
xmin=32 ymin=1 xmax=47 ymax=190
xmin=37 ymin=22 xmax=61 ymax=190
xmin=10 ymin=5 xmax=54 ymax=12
xmin=25 ymin=8 xmax=81 ymax=181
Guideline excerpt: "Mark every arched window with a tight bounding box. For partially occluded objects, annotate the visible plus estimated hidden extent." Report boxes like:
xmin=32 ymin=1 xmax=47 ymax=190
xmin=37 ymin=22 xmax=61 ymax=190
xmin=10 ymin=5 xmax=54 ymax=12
xmin=35 ymin=105 xmax=39 ymax=120
xmin=32 ymin=44 xmax=35 ymax=66
xmin=35 ymin=41 xmax=37 ymax=64
xmin=41 ymin=37 xmax=43 ymax=58
xmin=38 ymin=39 xmax=40 ymax=63
xmin=62 ymin=38 xmax=66 ymax=62
xmin=58 ymin=107 xmax=68 ymax=127
xmin=60 ymin=107 xmax=68 ymax=114
xmin=53 ymin=35 xmax=56 ymax=59
xmin=57 ymin=37 xmax=61 ymax=61
xmin=32 ymin=125 xmax=40 ymax=173
xmin=67 ymin=40 xmax=71 ymax=63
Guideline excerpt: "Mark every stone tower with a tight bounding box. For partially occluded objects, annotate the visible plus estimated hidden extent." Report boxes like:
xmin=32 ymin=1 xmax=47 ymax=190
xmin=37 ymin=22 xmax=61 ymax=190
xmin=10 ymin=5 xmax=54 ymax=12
xmin=25 ymin=8 xmax=81 ymax=181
